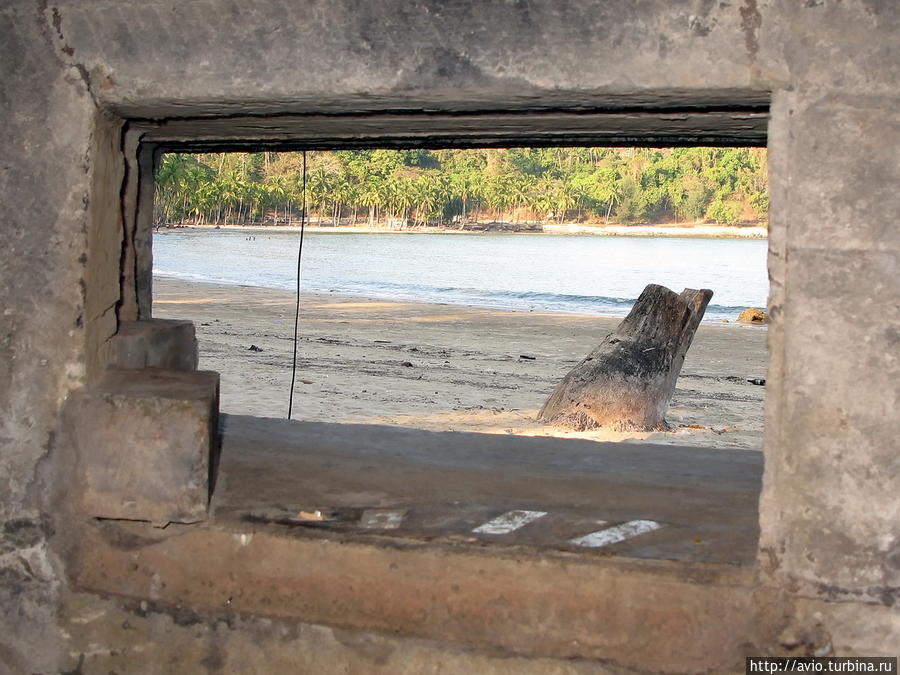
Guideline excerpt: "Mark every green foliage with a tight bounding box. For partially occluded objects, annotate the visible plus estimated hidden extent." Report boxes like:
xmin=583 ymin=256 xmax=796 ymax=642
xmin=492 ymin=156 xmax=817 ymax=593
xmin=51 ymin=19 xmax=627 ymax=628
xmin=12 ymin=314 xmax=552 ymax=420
xmin=154 ymin=147 xmax=768 ymax=227
xmin=706 ymin=198 xmax=743 ymax=224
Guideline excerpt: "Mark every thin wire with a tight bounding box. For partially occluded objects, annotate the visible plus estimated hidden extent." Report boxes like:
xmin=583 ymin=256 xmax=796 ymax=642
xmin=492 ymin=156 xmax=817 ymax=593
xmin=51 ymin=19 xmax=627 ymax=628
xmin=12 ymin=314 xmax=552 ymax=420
xmin=288 ymin=151 xmax=307 ymax=419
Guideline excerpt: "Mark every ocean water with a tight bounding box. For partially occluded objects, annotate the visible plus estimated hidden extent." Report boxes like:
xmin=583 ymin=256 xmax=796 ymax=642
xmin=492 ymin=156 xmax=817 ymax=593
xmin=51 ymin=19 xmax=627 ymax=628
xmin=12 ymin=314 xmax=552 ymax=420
xmin=153 ymin=230 xmax=768 ymax=322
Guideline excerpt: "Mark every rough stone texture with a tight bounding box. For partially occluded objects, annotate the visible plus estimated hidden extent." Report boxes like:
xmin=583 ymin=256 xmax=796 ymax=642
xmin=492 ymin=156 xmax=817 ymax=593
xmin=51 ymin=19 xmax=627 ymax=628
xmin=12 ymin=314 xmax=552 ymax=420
xmin=1 ymin=0 xmax=899 ymax=671
xmin=64 ymin=369 xmax=219 ymax=525
xmin=103 ymin=319 xmax=199 ymax=371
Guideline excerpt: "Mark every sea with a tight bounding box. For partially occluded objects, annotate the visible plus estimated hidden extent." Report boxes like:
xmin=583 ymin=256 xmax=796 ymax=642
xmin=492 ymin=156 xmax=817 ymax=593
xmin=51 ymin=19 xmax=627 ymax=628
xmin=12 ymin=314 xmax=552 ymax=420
xmin=153 ymin=229 xmax=768 ymax=323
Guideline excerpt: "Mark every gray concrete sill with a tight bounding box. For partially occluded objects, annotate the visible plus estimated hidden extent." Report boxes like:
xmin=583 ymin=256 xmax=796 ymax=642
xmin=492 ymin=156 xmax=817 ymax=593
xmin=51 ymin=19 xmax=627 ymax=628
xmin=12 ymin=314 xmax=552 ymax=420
xmin=69 ymin=414 xmax=764 ymax=670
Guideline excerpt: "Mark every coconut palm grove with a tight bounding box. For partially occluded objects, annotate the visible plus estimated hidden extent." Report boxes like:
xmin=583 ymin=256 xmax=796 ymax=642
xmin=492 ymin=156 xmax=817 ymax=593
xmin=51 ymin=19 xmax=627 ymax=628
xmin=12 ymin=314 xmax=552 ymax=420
xmin=155 ymin=147 xmax=768 ymax=228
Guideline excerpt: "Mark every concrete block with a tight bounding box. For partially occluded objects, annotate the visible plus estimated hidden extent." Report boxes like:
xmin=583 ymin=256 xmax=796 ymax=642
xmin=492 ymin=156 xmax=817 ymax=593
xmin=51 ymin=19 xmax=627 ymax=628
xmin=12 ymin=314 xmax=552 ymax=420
xmin=760 ymin=248 xmax=900 ymax=602
xmin=104 ymin=319 xmax=198 ymax=371
xmin=778 ymin=96 xmax=900 ymax=252
xmin=65 ymin=369 xmax=219 ymax=525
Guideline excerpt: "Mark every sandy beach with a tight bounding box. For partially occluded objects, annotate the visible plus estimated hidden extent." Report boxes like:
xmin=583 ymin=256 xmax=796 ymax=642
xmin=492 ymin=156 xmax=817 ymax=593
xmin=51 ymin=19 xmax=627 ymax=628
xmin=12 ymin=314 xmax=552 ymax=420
xmin=153 ymin=277 xmax=767 ymax=450
xmin=163 ymin=221 xmax=768 ymax=239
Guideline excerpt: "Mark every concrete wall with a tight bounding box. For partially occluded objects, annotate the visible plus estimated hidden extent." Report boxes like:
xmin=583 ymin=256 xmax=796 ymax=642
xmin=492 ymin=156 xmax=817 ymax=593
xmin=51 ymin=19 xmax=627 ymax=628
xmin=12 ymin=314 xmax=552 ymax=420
xmin=1 ymin=0 xmax=898 ymax=671
xmin=0 ymin=4 xmax=95 ymax=671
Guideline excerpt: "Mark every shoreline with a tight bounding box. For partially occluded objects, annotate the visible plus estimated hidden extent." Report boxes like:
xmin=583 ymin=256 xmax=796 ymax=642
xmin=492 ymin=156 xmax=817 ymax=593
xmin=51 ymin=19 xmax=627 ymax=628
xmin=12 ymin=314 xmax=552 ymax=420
xmin=152 ymin=276 xmax=767 ymax=450
xmin=153 ymin=274 xmax=769 ymax=328
xmin=157 ymin=221 xmax=769 ymax=240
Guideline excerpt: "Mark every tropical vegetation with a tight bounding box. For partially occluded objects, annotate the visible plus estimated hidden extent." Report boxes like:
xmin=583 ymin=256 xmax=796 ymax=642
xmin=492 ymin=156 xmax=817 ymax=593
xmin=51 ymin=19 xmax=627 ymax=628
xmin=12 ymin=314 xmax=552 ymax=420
xmin=154 ymin=147 xmax=768 ymax=228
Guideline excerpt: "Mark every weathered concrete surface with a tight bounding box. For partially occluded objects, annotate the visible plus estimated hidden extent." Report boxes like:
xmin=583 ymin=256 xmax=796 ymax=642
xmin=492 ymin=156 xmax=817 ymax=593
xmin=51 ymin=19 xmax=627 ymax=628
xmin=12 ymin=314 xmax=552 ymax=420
xmin=46 ymin=1 xmax=784 ymax=117
xmin=141 ymin=109 xmax=770 ymax=152
xmin=103 ymin=319 xmax=199 ymax=371
xmin=779 ymin=597 xmax=900 ymax=660
xmin=0 ymin=2 xmax=96 ymax=671
xmin=60 ymin=591 xmax=630 ymax=675
xmin=1 ymin=0 xmax=899 ymax=671
xmin=64 ymin=369 xmax=219 ymax=524
xmin=62 ymin=416 xmax=767 ymax=671
xmin=83 ymin=113 xmax=127 ymax=383
xmin=758 ymin=90 xmax=900 ymax=608
xmin=59 ymin=416 xmax=756 ymax=671
xmin=69 ymin=519 xmax=759 ymax=672
xmin=215 ymin=415 xmax=762 ymax=565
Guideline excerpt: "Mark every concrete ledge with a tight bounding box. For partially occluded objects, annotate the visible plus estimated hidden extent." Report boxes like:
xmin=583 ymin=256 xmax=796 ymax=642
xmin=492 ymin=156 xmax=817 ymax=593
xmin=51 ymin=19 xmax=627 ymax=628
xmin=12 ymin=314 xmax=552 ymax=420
xmin=64 ymin=368 xmax=219 ymax=525
xmin=70 ymin=518 xmax=759 ymax=673
xmin=103 ymin=319 xmax=198 ymax=371
xmin=61 ymin=590 xmax=654 ymax=675
xmin=66 ymin=414 xmax=767 ymax=672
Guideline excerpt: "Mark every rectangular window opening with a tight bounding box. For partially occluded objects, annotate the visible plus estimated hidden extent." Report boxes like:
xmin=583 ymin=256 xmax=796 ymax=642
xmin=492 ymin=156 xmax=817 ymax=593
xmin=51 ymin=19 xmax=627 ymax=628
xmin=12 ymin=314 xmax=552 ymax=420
xmin=148 ymin=142 xmax=769 ymax=567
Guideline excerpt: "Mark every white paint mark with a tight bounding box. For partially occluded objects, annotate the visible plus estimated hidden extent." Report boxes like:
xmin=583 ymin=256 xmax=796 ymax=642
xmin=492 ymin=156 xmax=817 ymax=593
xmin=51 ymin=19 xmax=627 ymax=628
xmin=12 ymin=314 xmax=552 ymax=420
xmin=238 ymin=533 xmax=252 ymax=547
xmin=569 ymin=520 xmax=663 ymax=548
xmin=473 ymin=510 xmax=547 ymax=535
xmin=359 ymin=509 xmax=407 ymax=530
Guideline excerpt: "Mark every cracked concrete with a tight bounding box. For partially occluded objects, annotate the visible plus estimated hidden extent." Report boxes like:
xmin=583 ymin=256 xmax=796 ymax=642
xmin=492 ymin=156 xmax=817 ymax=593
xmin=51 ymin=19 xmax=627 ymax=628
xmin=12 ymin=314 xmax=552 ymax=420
xmin=2 ymin=0 xmax=899 ymax=671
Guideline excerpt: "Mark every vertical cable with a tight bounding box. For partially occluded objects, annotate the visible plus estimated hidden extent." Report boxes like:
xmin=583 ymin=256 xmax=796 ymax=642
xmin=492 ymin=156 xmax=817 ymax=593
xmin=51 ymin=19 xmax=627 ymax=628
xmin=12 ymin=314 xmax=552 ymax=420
xmin=288 ymin=151 xmax=307 ymax=419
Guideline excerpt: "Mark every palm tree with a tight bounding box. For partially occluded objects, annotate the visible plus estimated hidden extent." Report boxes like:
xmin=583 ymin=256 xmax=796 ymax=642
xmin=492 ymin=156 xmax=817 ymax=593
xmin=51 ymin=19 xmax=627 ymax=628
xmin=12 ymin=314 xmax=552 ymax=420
xmin=263 ymin=175 xmax=288 ymax=223
xmin=358 ymin=178 xmax=383 ymax=226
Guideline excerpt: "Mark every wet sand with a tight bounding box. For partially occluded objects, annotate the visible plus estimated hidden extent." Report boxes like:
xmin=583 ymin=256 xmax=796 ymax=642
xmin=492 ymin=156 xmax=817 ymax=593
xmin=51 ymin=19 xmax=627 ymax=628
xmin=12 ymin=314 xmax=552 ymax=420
xmin=153 ymin=277 xmax=767 ymax=450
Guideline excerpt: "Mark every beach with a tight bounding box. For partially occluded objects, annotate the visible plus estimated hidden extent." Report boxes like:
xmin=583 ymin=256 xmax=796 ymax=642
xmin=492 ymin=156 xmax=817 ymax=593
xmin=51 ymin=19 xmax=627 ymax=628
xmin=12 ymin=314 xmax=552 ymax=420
xmin=153 ymin=277 xmax=767 ymax=450
xmin=153 ymin=229 xmax=769 ymax=323
xmin=163 ymin=221 xmax=769 ymax=239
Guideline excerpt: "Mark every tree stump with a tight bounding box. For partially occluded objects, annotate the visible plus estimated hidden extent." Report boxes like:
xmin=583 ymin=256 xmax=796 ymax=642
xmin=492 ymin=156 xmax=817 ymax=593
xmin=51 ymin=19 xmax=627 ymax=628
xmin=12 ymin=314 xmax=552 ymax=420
xmin=538 ymin=284 xmax=713 ymax=431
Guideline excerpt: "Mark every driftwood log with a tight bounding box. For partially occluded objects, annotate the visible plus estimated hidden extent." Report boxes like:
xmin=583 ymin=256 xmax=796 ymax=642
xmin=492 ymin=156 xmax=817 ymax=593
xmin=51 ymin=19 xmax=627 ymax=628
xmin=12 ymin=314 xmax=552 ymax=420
xmin=538 ymin=284 xmax=713 ymax=431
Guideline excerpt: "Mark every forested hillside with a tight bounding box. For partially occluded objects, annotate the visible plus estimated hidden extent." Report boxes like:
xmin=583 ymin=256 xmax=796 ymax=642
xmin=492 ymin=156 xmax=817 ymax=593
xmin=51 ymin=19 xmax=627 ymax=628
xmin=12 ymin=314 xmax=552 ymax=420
xmin=155 ymin=147 xmax=768 ymax=228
